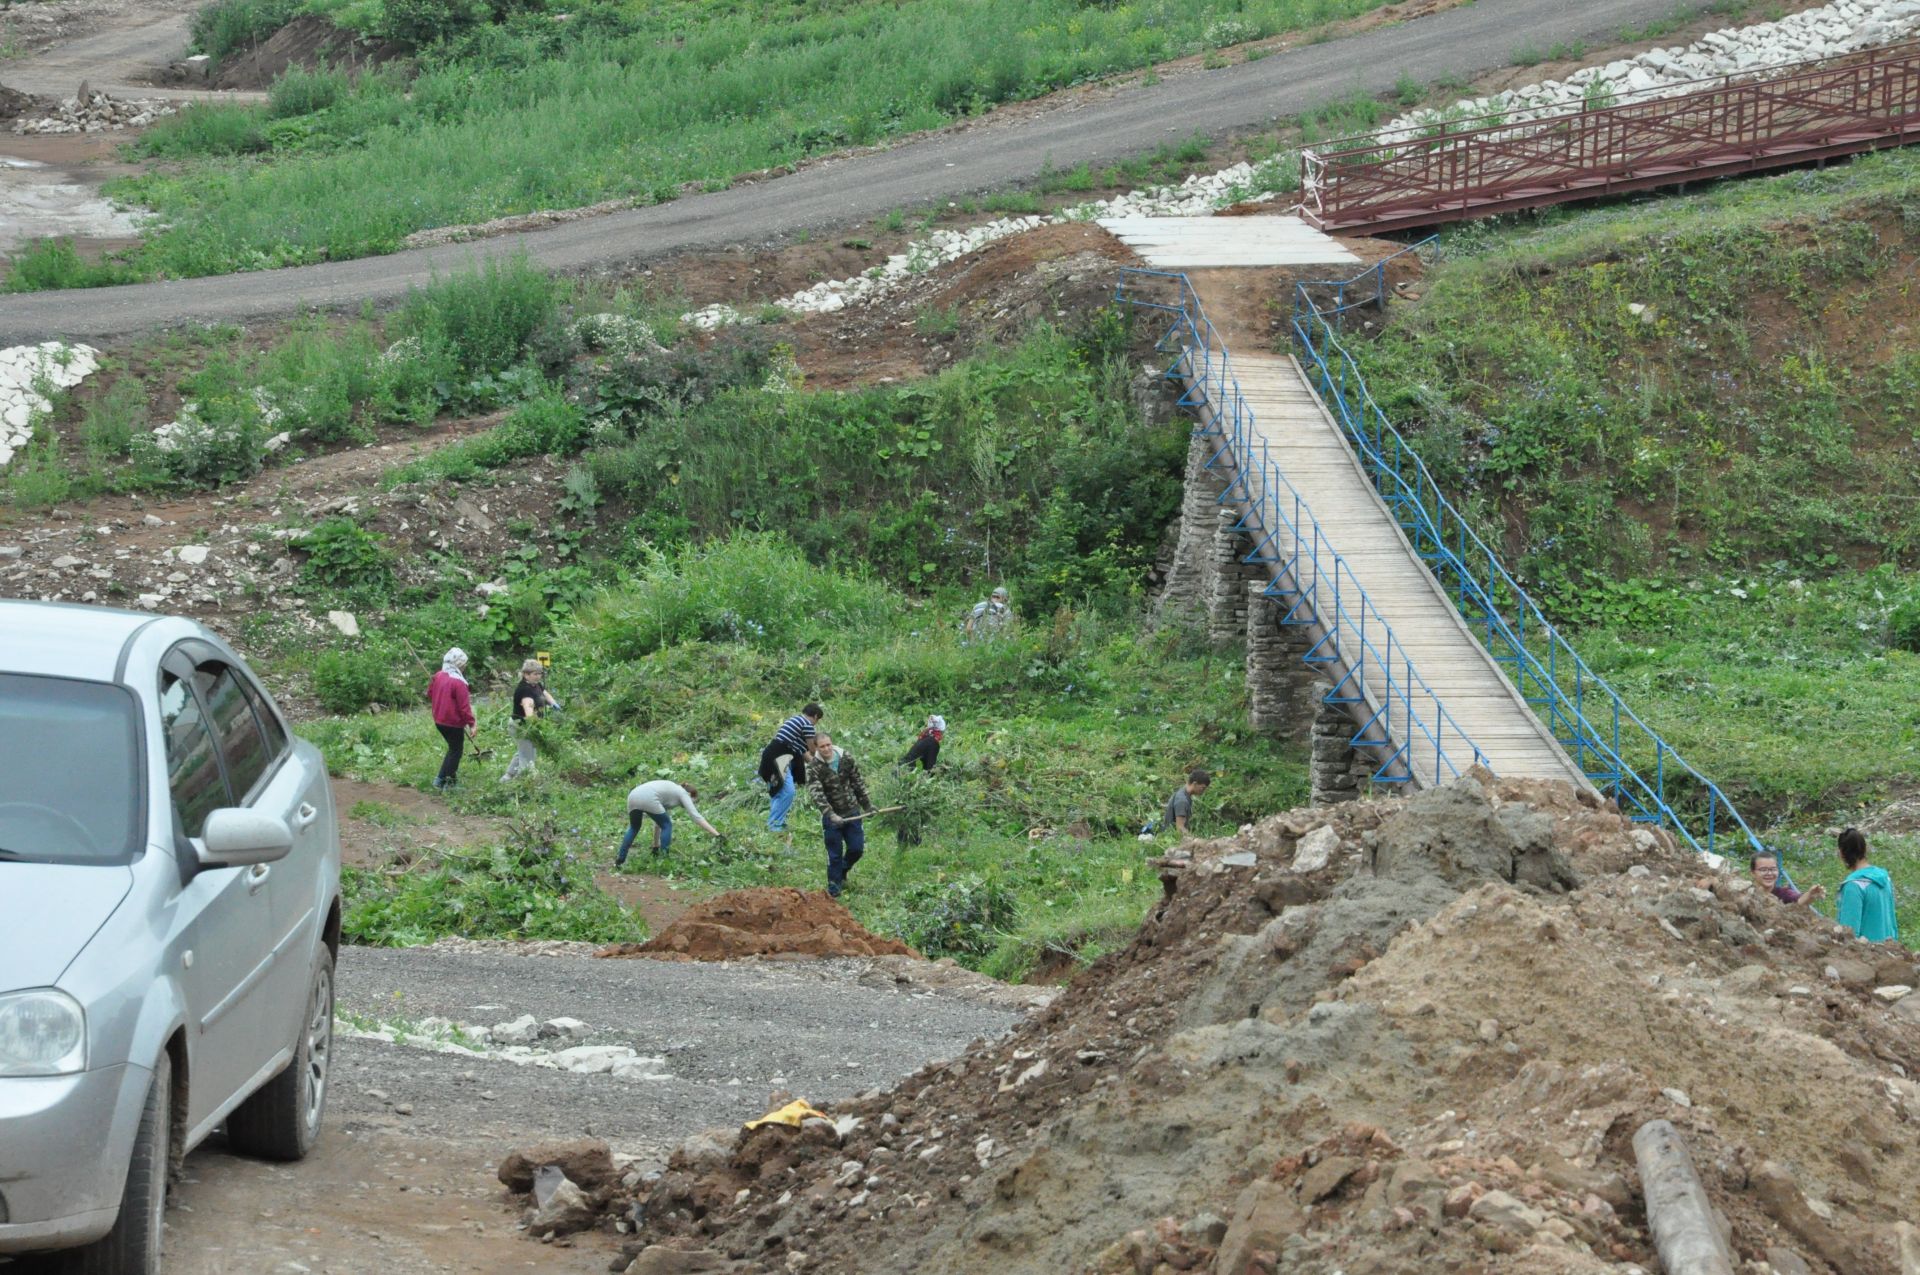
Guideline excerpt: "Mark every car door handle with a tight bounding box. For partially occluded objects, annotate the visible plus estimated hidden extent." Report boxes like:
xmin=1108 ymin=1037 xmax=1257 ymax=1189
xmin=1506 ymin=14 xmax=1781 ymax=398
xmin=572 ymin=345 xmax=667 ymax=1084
xmin=248 ymin=863 xmax=272 ymax=894
xmin=295 ymin=803 xmax=319 ymax=829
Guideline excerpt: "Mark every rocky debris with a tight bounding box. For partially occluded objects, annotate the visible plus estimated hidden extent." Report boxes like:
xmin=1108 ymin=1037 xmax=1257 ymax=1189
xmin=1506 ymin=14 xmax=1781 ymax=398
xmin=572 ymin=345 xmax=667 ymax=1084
xmin=1 ymin=342 xmax=99 ymax=466
xmin=498 ymin=1139 xmax=620 ymax=1194
xmin=12 ymin=85 xmax=178 ymax=134
xmin=596 ymin=887 xmax=921 ymax=962
xmin=525 ymin=775 xmax=1920 ymax=1274
xmin=335 ymin=1013 xmax=676 ymax=1080
xmin=1368 ymin=0 xmax=1920 ymax=149
xmin=0 ymin=85 xmax=53 ymax=124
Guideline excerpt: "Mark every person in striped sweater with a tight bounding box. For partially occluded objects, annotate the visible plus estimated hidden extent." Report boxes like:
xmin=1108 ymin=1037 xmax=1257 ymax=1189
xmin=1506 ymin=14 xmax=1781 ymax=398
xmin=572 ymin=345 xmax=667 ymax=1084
xmin=758 ymin=703 xmax=823 ymax=833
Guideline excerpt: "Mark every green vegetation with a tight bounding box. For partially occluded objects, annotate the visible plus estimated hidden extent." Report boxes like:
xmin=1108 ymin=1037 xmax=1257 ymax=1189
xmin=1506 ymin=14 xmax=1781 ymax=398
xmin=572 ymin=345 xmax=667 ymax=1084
xmin=299 ymin=535 xmax=1308 ymax=973
xmin=97 ymin=0 xmax=1397 ymax=279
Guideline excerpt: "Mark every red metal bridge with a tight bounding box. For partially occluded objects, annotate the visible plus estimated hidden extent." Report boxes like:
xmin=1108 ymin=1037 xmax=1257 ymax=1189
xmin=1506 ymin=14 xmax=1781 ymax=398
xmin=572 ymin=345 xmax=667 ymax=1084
xmin=1300 ymin=40 xmax=1920 ymax=234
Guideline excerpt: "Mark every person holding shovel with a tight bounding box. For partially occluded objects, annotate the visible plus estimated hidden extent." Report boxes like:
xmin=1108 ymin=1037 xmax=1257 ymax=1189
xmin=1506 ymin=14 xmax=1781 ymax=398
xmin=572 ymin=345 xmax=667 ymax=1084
xmin=806 ymin=733 xmax=876 ymax=898
xmin=429 ymin=647 xmax=477 ymax=791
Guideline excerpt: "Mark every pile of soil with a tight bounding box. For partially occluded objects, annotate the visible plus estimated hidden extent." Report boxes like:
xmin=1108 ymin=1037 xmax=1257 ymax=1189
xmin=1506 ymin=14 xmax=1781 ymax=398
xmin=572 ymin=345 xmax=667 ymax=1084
xmin=576 ymin=774 xmax=1918 ymax=1274
xmin=0 ymin=85 xmax=51 ymax=123
xmin=211 ymin=15 xmax=407 ymax=91
xmin=596 ymin=887 xmax=920 ymax=962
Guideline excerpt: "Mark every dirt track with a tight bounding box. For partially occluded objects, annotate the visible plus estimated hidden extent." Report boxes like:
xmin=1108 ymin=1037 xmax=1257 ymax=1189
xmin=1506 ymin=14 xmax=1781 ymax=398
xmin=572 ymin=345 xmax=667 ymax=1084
xmin=158 ymin=945 xmax=1019 ymax=1273
xmin=2 ymin=0 xmax=1720 ymax=343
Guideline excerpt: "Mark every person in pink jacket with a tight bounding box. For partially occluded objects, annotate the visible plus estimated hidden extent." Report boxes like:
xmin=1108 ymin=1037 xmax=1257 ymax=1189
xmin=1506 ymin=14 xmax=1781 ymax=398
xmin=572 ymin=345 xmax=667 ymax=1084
xmin=429 ymin=647 xmax=478 ymax=790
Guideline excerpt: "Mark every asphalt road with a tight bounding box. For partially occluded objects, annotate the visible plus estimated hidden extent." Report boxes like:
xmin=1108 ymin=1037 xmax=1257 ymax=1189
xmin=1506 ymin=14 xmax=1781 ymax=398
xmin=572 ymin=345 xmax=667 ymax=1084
xmin=2 ymin=0 xmax=1711 ymax=344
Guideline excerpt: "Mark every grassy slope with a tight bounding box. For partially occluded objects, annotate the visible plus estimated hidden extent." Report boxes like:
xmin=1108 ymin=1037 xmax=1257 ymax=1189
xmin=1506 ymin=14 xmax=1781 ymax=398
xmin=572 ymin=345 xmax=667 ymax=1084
xmin=291 ymin=538 xmax=1308 ymax=977
xmin=103 ymin=0 xmax=1388 ymax=278
xmin=1349 ymin=149 xmax=1920 ymax=939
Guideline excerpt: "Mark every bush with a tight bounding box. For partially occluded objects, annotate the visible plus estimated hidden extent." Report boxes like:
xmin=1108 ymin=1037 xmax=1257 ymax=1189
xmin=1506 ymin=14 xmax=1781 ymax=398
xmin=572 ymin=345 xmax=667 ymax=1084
xmin=394 ymin=256 xmax=558 ymax=379
xmin=80 ymin=378 xmax=148 ymax=463
xmin=2 ymin=238 xmax=137 ymax=293
xmin=567 ymin=534 xmax=897 ymax=659
xmin=312 ymin=646 xmax=410 ymax=712
xmin=887 ymin=876 xmax=1019 ymax=959
xmin=295 ymin=517 xmax=395 ymax=590
xmin=269 ymin=65 xmax=353 ymax=118
xmin=188 ymin=0 xmax=302 ymax=62
xmin=1889 ymin=596 xmax=1920 ymax=653
xmin=342 ymin=817 xmax=644 ymax=946
xmin=379 ymin=0 xmax=489 ymax=48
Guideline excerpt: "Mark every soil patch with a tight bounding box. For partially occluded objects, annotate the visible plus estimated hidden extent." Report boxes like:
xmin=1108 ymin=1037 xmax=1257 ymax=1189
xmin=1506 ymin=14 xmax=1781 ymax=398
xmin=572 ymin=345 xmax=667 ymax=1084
xmin=333 ymin=776 xmax=506 ymax=870
xmin=593 ymin=870 xmax=720 ymax=935
xmin=0 ymin=86 xmax=53 ymax=123
xmin=597 ymin=886 xmax=921 ymax=962
xmin=210 ymin=14 xmax=407 ymax=90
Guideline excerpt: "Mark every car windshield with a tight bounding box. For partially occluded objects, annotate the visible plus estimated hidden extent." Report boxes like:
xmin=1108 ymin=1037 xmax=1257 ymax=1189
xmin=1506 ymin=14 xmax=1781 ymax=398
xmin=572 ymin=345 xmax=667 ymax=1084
xmin=0 ymin=673 xmax=143 ymax=865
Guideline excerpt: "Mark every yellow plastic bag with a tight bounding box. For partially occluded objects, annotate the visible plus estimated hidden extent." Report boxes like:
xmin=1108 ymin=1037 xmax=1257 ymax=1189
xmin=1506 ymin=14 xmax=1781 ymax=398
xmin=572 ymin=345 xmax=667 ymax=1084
xmin=743 ymin=1099 xmax=828 ymax=1131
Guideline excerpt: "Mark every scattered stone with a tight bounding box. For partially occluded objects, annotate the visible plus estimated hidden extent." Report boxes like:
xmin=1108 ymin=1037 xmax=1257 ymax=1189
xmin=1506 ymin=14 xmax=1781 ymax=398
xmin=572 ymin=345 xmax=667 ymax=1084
xmin=529 ymin=1170 xmax=596 ymax=1236
xmin=327 ymin=609 xmax=360 ymax=637
xmin=178 ymin=545 xmax=210 ymax=565
xmin=1874 ymin=985 xmax=1913 ymax=1002
xmin=1661 ymin=1087 xmax=1693 ymax=1108
xmin=497 ymin=1139 xmax=618 ymax=1194
xmin=1468 ymin=1189 xmax=1547 ymax=1236
xmin=1293 ymin=825 xmax=1340 ymax=872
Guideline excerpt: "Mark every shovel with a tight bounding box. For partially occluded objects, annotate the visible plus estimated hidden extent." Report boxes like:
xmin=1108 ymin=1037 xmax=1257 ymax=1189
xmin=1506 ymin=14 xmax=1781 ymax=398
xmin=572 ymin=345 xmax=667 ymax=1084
xmin=837 ymin=805 xmax=906 ymax=823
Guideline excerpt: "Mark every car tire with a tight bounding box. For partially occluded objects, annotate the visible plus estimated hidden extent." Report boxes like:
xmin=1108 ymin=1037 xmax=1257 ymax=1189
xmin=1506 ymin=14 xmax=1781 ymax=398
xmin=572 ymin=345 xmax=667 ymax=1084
xmin=225 ymin=949 xmax=333 ymax=1162
xmin=45 ymin=1053 xmax=170 ymax=1275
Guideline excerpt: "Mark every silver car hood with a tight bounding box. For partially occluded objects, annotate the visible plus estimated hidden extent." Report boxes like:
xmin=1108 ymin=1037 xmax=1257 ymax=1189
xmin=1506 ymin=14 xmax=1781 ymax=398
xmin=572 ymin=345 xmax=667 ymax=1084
xmin=0 ymin=863 xmax=135 ymax=991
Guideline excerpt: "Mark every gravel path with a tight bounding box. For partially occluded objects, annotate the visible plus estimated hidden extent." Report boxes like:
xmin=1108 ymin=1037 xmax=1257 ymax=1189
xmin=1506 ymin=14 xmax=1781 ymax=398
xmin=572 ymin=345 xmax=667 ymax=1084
xmin=4 ymin=0 xmax=1711 ymax=343
xmin=330 ymin=946 xmax=1016 ymax=1153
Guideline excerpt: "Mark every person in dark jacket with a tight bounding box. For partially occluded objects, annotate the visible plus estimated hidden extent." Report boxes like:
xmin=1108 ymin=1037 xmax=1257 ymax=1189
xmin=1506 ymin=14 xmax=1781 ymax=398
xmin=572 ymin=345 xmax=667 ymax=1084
xmin=428 ymin=647 xmax=477 ymax=790
xmin=759 ymin=703 xmax=823 ymax=832
xmin=807 ymin=733 xmax=874 ymax=898
xmin=901 ymin=714 xmax=945 ymax=771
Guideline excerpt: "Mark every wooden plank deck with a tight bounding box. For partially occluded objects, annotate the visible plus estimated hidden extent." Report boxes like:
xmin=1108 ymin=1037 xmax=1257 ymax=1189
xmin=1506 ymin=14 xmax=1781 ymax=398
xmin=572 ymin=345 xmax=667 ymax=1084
xmin=1096 ymin=215 xmax=1360 ymax=268
xmin=1218 ymin=350 xmax=1588 ymax=789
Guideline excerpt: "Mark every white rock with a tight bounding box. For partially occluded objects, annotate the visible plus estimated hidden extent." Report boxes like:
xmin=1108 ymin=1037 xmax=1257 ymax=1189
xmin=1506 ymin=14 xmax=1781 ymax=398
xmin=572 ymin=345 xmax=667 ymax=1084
xmin=549 ymin=1045 xmax=637 ymax=1074
xmin=491 ymin=1014 xmax=540 ymax=1044
xmin=1293 ymin=825 xmax=1340 ymax=872
xmin=177 ymin=545 xmax=210 ymax=566
xmin=1875 ymin=985 xmax=1914 ymax=1002
xmin=327 ymin=610 xmax=360 ymax=637
xmin=1661 ymin=1087 xmax=1692 ymax=1108
xmin=542 ymin=1017 xmax=591 ymax=1040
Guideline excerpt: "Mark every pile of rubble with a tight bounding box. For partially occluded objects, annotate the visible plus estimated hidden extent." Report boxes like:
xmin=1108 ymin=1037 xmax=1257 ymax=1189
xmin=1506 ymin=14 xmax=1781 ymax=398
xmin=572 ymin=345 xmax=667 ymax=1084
xmin=11 ymin=84 xmax=178 ymax=134
xmin=0 ymin=341 xmax=99 ymax=466
xmin=500 ymin=774 xmax=1920 ymax=1273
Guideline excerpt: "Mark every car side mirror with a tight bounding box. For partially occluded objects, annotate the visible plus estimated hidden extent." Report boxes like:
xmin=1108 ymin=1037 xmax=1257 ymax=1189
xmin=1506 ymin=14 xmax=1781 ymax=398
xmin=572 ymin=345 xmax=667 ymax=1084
xmin=196 ymin=808 xmax=294 ymax=869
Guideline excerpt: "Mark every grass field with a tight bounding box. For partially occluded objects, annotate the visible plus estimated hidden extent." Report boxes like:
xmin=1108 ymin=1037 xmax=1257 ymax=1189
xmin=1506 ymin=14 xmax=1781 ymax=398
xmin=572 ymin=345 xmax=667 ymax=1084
xmin=93 ymin=0 xmax=1394 ymax=279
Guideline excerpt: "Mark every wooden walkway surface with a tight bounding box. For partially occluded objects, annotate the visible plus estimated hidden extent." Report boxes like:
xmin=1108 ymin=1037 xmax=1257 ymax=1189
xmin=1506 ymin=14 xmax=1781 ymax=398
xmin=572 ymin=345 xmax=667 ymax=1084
xmin=1226 ymin=351 xmax=1587 ymax=788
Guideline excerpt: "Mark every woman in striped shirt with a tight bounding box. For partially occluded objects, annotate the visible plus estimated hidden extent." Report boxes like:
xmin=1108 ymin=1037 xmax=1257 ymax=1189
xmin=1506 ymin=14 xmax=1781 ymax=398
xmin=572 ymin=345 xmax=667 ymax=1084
xmin=758 ymin=703 xmax=823 ymax=832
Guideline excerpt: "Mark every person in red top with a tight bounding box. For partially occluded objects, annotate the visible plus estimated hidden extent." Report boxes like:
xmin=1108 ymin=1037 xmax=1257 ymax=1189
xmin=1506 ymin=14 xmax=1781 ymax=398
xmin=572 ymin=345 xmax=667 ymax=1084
xmin=429 ymin=647 xmax=478 ymax=790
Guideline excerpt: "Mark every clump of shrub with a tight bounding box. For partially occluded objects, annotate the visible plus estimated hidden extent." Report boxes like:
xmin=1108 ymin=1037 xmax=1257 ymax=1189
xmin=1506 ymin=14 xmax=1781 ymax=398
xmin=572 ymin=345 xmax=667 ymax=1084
xmin=295 ymin=517 xmax=396 ymax=590
xmin=342 ymin=817 xmax=644 ymax=946
xmin=3 ymin=238 xmax=138 ymax=293
xmin=311 ymin=645 xmax=412 ymax=713
xmin=886 ymin=876 xmax=1019 ymax=959
xmin=393 ymin=256 xmax=559 ymax=380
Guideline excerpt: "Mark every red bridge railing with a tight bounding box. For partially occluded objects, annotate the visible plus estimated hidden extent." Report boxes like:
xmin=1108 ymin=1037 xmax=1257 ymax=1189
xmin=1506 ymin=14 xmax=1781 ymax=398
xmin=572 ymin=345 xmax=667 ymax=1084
xmin=1300 ymin=41 xmax=1920 ymax=233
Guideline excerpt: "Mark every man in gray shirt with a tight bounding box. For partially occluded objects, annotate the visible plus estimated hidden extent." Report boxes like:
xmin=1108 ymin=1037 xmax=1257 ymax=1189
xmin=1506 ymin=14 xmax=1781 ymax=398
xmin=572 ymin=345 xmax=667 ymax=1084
xmin=1164 ymin=769 xmax=1211 ymax=837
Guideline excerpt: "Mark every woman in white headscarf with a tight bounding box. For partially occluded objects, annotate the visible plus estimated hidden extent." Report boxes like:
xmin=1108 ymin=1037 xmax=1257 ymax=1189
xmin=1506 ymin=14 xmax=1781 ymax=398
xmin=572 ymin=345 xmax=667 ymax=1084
xmin=428 ymin=647 xmax=477 ymax=790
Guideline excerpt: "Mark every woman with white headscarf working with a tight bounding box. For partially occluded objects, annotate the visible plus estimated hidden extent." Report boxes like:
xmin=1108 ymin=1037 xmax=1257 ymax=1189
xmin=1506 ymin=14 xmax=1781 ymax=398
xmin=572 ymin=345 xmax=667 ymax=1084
xmin=428 ymin=647 xmax=478 ymax=790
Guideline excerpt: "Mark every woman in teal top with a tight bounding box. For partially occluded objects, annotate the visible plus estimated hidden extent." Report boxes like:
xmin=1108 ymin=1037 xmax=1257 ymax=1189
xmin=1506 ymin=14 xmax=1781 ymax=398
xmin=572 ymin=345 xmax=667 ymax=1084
xmin=1834 ymin=827 xmax=1899 ymax=943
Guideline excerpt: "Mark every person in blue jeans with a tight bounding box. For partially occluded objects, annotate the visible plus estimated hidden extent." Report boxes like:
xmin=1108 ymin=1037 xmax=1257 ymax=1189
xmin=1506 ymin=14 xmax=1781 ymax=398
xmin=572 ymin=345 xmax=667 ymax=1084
xmin=805 ymin=733 xmax=874 ymax=898
xmin=616 ymin=779 xmax=720 ymax=865
xmin=759 ymin=703 xmax=823 ymax=833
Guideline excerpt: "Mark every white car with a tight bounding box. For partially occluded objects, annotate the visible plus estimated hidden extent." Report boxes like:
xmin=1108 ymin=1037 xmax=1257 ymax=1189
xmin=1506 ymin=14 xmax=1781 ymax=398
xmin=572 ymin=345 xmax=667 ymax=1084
xmin=0 ymin=601 xmax=341 ymax=1274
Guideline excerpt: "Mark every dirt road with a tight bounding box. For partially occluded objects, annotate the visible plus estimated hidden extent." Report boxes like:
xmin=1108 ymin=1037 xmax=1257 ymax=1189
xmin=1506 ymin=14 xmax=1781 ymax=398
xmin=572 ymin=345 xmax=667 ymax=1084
xmin=1 ymin=0 xmax=1717 ymax=343
xmin=153 ymin=945 xmax=1018 ymax=1273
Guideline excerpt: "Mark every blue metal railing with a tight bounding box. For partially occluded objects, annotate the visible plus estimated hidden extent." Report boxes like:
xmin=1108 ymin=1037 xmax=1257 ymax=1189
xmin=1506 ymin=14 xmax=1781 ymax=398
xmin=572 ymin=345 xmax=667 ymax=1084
xmin=1302 ymin=238 xmax=1439 ymax=318
xmin=1288 ymin=273 xmax=1765 ymax=865
xmin=1117 ymin=267 xmax=1489 ymax=788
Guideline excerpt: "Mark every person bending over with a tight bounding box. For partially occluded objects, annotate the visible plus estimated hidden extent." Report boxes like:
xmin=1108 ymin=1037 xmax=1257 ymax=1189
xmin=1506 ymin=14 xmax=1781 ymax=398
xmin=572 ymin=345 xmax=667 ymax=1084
xmin=618 ymin=779 xmax=720 ymax=865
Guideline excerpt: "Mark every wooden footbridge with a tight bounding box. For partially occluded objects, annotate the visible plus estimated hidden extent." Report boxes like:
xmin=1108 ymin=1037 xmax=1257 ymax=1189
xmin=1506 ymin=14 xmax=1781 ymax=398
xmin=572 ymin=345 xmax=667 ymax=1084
xmin=1114 ymin=215 xmax=1770 ymax=863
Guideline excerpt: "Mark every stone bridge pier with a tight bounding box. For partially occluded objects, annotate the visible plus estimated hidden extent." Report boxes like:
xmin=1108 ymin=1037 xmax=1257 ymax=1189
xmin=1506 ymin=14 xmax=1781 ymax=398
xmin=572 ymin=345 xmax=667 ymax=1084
xmin=1155 ymin=432 xmax=1375 ymax=805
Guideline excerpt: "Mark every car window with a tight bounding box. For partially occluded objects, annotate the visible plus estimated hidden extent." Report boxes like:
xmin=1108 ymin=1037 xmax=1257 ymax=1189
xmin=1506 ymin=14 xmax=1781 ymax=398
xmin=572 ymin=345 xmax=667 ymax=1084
xmin=238 ymin=675 xmax=290 ymax=761
xmin=160 ymin=675 xmax=229 ymax=838
xmin=0 ymin=673 xmax=141 ymax=864
xmin=193 ymin=665 xmax=274 ymax=802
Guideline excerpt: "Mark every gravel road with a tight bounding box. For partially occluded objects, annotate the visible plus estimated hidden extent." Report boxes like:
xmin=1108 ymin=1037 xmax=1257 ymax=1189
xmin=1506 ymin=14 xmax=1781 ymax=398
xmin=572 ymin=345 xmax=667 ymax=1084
xmin=3 ymin=0 xmax=1714 ymax=343
xmin=1 ymin=946 xmax=1020 ymax=1275
xmin=329 ymin=946 xmax=1017 ymax=1152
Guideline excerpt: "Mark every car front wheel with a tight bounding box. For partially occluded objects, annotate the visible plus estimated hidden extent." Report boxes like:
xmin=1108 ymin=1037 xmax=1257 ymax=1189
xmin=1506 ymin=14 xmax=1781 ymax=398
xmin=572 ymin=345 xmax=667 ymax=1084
xmin=225 ymin=949 xmax=333 ymax=1161
xmin=47 ymin=1053 xmax=170 ymax=1275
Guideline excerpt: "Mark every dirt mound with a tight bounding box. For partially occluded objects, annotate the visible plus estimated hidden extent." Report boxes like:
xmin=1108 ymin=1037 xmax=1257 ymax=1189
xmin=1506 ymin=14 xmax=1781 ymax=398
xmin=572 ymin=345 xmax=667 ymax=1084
xmin=584 ymin=774 xmax=1919 ymax=1275
xmin=0 ymin=85 xmax=51 ymax=123
xmin=596 ymin=887 xmax=920 ymax=962
xmin=212 ymin=16 xmax=406 ymax=91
